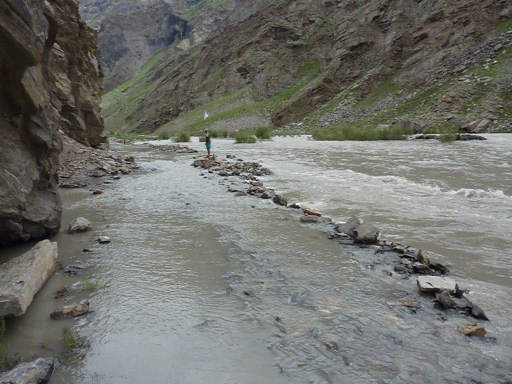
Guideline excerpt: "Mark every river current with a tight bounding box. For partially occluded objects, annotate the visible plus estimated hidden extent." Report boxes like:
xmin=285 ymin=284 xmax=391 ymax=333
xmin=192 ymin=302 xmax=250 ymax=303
xmin=1 ymin=135 xmax=511 ymax=383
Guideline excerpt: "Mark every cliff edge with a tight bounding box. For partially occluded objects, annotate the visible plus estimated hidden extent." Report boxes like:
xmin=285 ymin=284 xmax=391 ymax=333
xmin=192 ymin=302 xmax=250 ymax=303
xmin=0 ymin=0 xmax=105 ymax=246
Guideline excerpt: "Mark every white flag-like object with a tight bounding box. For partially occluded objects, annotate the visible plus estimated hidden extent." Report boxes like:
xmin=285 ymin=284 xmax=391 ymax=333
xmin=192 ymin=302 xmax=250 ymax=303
xmin=204 ymin=111 xmax=209 ymax=120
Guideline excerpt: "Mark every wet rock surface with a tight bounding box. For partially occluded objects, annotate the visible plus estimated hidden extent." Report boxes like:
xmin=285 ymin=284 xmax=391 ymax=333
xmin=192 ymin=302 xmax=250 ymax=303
xmin=67 ymin=217 xmax=92 ymax=233
xmin=0 ymin=358 xmax=54 ymax=384
xmin=50 ymin=300 xmax=89 ymax=320
xmin=460 ymin=323 xmax=487 ymax=337
xmin=0 ymin=240 xmax=58 ymax=318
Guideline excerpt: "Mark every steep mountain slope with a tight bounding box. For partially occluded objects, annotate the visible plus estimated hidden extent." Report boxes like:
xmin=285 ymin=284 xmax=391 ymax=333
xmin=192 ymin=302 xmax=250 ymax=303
xmin=0 ymin=0 xmax=104 ymax=245
xmin=103 ymin=0 xmax=512 ymax=135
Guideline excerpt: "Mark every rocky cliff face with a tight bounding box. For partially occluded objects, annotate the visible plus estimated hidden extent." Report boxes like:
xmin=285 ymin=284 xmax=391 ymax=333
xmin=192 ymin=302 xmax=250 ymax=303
xmin=99 ymin=1 xmax=188 ymax=92
xmin=0 ymin=0 xmax=105 ymax=246
xmin=103 ymin=0 xmax=512 ymax=135
xmin=81 ymin=0 xmax=274 ymax=91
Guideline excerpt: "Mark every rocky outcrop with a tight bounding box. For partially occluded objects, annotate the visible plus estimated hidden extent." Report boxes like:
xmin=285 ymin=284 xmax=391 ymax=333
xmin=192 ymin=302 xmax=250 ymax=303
xmin=0 ymin=0 xmax=104 ymax=245
xmin=0 ymin=240 xmax=58 ymax=318
xmin=98 ymin=1 xmax=188 ymax=91
xmin=47 ymin=0 xmax=106 ymax=147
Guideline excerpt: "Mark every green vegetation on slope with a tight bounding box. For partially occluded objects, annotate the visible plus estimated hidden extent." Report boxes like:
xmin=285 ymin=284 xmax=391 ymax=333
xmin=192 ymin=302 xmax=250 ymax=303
xmin=155 ymin=59 xmax=323 ymax=136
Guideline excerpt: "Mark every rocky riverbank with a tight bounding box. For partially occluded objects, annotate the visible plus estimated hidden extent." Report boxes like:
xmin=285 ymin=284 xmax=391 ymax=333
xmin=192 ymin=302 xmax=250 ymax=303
xmin=58 ymin=136 xmax=139 ymax=191
xmin=190 ymin=151 xmax=491 ymax=332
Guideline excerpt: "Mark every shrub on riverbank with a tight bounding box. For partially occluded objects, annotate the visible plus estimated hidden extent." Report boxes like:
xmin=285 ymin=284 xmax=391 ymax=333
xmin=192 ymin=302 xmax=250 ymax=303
xmin=234 ymin=131 xmax=257 ymax=143
xmin=255 ymin=126 xmax=274 ymax=139
xmin=312 ymin=124 xmax=414 ymax=141
xmin=175 ymin=132 xmax=191 ymax=142
xmin=158 ymin=131 xmax=170 ymax=140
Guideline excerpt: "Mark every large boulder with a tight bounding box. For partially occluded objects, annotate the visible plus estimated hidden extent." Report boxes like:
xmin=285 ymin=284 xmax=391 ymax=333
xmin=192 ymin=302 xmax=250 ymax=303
xmin=0 ymin=358 xmax=54 ymax=384
xmin=460 ymin=119 xmax=491 ymax=133
xmin=0 ymin=240 xmax=58 ymax=318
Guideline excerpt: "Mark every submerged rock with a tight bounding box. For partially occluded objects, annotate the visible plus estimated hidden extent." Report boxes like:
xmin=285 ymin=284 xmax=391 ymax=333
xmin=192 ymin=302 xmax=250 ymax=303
xmin=67 ymin=217 xmax=92 ymax=233
xmin=460 ymin=323 xmax=486 ymax=337
xmin=0 ymin=240 xmax=58 ymax=318
xmin=417 ymin=276 xmax=458 ymax=294
xmin=0 ymin=358 xmax=54 ymax=384
xmin=50 ymin=300 xmax=89 ymax=320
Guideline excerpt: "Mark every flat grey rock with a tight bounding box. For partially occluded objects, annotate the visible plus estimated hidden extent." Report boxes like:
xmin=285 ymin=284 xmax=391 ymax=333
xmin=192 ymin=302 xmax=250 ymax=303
xmin=0 ymin=358 xmax=53 ymax=384
xmin=0 ymin=240 xmax=58 ymax=317
xmin=417 ymin=276 xmax=457 ymax=294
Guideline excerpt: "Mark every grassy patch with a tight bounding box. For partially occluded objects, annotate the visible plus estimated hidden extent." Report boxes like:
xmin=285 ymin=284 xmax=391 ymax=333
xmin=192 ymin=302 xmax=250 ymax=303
xmin=356 ymin=79 xmax=400 ymax=109
xmin=495 ymin=18 xmax=512 ymax=33
xmin=312 ymin=123 xmax=413 ymax=141
xmin=175 ymin=132 xmax=191 ymax=142
xmin=58 ymin=328 xmax=89 ymax=366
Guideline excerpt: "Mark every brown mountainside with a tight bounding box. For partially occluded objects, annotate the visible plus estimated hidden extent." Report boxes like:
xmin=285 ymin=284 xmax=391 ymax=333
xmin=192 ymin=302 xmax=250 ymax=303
xmin=103 ymin=0 xmax=512 ymax=135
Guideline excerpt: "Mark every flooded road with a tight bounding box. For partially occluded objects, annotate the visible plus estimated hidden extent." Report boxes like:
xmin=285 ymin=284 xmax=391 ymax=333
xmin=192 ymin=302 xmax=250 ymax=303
xmin=1 ymin=135 xmax=511 ymax=383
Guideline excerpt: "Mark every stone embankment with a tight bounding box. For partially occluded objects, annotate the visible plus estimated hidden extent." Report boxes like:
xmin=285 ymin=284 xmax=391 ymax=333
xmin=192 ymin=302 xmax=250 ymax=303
xmin=190 ymin=151 xmax=490 ymax=336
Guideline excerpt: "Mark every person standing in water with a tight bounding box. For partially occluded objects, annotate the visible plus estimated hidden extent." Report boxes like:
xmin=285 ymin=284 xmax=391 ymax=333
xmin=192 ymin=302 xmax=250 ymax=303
xmin=204 ymin=129 xmax=211 ymax=157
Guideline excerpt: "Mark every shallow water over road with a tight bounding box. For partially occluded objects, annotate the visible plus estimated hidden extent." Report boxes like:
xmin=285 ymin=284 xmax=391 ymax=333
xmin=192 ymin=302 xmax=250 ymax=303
xmin=2 ymin=136 xmax=512 ymax=383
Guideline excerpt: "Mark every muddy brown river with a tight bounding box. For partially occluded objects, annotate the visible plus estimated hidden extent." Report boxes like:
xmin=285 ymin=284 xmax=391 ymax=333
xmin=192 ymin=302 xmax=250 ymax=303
xmin=1 ymin=135 xmax=511 ymax=383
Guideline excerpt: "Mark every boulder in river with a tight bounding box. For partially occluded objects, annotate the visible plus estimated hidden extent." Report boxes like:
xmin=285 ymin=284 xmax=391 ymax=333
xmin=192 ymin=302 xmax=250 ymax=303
xmin=303 ymin=208 xmax=321 ymax=217
xmin=300 ymin=215 xmax=319 ymax=223
xmin=352 ymin=223 xmax=381 ymax=244
xmin=459 ymin=323 xmax=486 ymax=337
xmin=272 ymin=195 xmax=288 ymax=207
xmin=67 ymin=217 xmax=92 ymax=233
xmin=97 ymin=236 xmax=111 ymax=244
xmin=435 ymin=290 xmax=456 ymax=309
xmin=50 ymin=300 xmax=89 ymax=320
xmin=0 ymin=240 xmax=58 ymax=318
xmin=417 ymin=276 xmax=458 ymax=294
xmin=335 ymin=217 xmax=363 ymax=237
xmin=0 ymin=358 xmax=54 ymax=384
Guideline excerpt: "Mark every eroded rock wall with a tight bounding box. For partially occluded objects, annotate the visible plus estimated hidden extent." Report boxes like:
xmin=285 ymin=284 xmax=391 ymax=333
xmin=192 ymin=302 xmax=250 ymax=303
xmin=0 ymin=0 xmax=104 ymax=246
